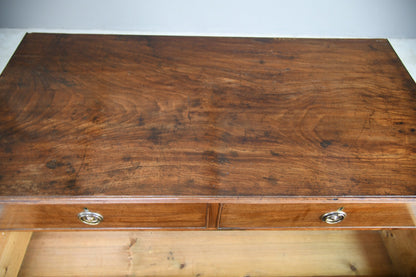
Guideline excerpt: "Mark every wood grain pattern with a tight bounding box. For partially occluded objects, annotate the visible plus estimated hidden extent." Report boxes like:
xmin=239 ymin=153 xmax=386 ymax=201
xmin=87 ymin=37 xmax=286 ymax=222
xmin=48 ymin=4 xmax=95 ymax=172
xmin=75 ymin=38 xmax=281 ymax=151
xmin=219 ymin=203 xmax=416 ymax=229
xmin=0 ymin=232 xmax=32 ymax=277
xmin=206 ymin=203 xmax=220 ymax=229
xmin=0 ymin=203 xmax=207 ymax=230
xmin=0 ymin=34 xmax=415 ymax=199
xmin=19 ymin=230 xmax=394 ymax=276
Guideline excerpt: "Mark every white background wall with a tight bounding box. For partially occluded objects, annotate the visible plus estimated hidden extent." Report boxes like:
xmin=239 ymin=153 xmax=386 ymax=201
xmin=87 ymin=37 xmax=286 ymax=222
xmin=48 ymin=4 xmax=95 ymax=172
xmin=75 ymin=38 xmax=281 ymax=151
xmin=0 ymin=0 xmax=415 ymax=38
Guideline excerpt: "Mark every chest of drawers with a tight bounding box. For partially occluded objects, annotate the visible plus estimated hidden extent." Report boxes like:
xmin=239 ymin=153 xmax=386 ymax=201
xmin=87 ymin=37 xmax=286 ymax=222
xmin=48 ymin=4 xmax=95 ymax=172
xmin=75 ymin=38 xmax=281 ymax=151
xmin=0 ymin=33 xmax=415 ymax=275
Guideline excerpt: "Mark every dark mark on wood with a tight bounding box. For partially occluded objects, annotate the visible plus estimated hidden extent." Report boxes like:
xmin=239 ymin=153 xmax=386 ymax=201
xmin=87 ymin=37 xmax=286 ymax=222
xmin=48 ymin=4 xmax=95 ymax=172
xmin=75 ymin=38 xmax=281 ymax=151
xmin=58 ymin=77 xmax=76 ymax=87
xmin=148 ymin=127 xmax=162 ymax=145
xmin=270 ymin=150 xmax=280 ymax=157
xmin=186 ymin=179 xmax=195 ymax=186
xmin=66 ymin=179 xmax=77 ymax=189
xmin=122 ymin=156 xmax=132 ymax=162
xmin=65 ymin=163 xmax=76 ymax=174
xmin=167 ymin=251 xmax=174 ymax=260
xmin=129 ymin=238 xmax=137 ymax=248
xmin=263 ymin=176 xmax=278 ymax=185
xmin=46 ymin=160 xmax=65 ymax=169
xmin=349 ymin=264 xmax=358 ymax=272
xmin=217 ymin=153 xmax=230 ymax=164
xmin=46 ymin=160 xmax=58 ymax=169
xmin=138 ymin=115 xmax=145 ymax=126
xmin=203 ymin=151 xmax=230 ymax=164
xmin=320 ymin=140 xmax=332 ymax=148
xmin=350 ymin=177 xmax=359 ymax=184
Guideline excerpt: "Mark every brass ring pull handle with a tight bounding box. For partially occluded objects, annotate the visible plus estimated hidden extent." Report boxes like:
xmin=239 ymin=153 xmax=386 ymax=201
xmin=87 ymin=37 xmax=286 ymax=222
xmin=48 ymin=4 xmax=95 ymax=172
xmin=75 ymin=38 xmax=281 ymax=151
xmin=321 ymin=208 xmax=346 ymax=224
xmin=78 ymin=208 xmax=104 ymax=225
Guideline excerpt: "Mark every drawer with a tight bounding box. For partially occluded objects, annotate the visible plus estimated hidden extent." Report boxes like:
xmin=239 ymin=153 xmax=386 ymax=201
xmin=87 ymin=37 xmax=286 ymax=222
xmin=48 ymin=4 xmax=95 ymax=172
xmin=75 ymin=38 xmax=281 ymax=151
xmin=0 ymin=203 xmax=208 ymax=230
xmin=219 ymin=203 xmax=416 ymax=229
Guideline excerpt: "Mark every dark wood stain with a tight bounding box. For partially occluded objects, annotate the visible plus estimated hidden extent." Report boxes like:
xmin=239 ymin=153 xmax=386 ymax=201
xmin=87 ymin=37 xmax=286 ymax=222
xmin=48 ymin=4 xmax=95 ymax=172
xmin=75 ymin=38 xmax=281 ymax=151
xmin=320 ymin=140 xmax=332 ymax=148
xmin=128 ymin=238 xmax=137 ymax=248
xmin=270 ymin=150 xmax=281 ymax=157
xmin=0 ymin=34 xmax=415 ymax=200
xmin=350 ymin=264 xmax=358 ymax=272
xmin=46 ymin=160 xmax=59 ymax=169
xmin=263 ymin=176 xmax=278 ymax=185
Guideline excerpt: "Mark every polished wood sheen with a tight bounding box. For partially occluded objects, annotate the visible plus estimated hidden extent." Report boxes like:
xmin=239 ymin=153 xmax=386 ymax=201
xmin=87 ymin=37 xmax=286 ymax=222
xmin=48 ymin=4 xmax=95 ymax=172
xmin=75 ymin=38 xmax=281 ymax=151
xmin=0 ymin=34 xmax=415 ymax=230
xmin=219 ymin=203 xmax=415 ymax=229
xmin=0 ymin=33 xmax=415 ymax=198
xmin=0 ymin=203 xmax=207 ymax=230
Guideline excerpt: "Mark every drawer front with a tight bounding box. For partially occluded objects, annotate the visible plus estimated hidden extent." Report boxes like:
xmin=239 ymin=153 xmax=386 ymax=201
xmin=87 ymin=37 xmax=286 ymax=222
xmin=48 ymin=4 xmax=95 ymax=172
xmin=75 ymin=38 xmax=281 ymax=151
xmin=219 ymin=204 xmax=416 ymax=229
xmin=0 ymin=203 xmax=208 ymax=230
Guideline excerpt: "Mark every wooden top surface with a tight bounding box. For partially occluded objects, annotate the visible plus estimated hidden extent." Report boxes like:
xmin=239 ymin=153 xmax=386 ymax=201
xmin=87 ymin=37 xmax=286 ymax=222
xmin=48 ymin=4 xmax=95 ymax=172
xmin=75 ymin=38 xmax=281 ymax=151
xmin=0 ymin=33 xmax=415 ymax=199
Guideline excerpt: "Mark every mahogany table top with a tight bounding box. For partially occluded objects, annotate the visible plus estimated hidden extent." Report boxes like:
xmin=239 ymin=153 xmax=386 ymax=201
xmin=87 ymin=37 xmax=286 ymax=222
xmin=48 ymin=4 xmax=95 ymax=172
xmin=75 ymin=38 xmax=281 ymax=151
xmin=0 ymin=33 xmax=415 ymax=200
